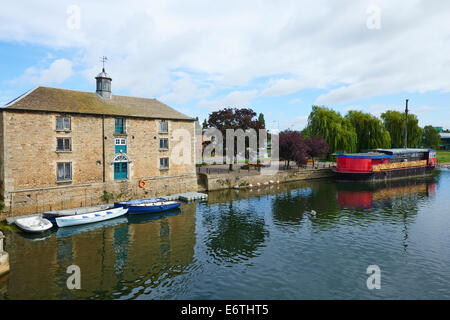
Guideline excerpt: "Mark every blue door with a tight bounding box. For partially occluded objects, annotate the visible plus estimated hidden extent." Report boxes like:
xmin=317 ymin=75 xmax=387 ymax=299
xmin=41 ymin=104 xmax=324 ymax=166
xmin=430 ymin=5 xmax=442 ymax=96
xmin=114 ymin=162 xmax=128 ymax=180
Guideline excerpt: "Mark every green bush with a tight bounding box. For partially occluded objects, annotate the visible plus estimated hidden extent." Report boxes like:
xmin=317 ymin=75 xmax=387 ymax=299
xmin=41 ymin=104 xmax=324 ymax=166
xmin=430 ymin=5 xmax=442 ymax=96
xmin=101 ymin=190 xmax=114 ymax=203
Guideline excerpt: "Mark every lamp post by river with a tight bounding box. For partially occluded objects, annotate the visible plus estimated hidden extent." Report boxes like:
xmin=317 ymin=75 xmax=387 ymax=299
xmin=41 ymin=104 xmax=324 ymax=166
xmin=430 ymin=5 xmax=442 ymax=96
xmin=404 ymin=99 xmax=409 ymax=149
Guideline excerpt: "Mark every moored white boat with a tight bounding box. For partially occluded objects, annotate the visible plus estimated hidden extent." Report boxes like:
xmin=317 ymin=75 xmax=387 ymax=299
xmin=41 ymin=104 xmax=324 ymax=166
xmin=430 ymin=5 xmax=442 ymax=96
xmin=15 ymin=216 xmax=53 ymax=233
xmin=56 ymin=207 xmax=128 ymax=228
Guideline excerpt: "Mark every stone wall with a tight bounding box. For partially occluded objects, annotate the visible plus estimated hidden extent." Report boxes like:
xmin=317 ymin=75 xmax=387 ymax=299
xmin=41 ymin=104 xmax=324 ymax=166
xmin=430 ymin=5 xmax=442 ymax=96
xmin=0 ymin=174 xmax=198 ymax=220
xmin=198 ymin=168 xmax=333 ymax=191
xmin=0 ymin=110 xmax=196 ymax=218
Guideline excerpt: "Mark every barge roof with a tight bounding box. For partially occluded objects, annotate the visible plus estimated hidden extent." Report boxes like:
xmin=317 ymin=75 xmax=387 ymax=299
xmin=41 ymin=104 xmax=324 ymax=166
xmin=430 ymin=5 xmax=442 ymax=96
xmin=375 ymin=148 xmax=432 ymax=154
xmin=337 ymin=152 xmax=392 ymax=159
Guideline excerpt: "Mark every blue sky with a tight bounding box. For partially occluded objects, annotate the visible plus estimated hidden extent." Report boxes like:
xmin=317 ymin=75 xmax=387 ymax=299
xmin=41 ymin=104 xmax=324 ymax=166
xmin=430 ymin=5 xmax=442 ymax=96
xmin=1 ymin=0 xmax=450 ymax=131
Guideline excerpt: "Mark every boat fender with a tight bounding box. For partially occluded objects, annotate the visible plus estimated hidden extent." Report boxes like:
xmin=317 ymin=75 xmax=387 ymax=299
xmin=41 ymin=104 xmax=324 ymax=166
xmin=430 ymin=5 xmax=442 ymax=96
xmin=139 ymin=180 xmax=147 ymax=188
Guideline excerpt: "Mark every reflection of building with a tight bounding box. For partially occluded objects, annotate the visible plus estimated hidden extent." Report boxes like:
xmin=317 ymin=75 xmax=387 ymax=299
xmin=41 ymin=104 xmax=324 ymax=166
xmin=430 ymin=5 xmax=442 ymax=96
xmin=3 ymin=203 xmax=197 ymax=299
xmin=73 ymin=203 xmax=197 ymax=299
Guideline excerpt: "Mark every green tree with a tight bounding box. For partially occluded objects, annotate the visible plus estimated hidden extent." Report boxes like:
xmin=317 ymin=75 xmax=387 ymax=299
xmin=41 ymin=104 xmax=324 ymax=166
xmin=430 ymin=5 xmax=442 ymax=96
xmin=258 ymin=113 xmax=266 ymax=128
xmin=381 ymin=110 xmax=423 ymax=148
xmin=346 ymin=110 xmax=391 ymax=152
xmin=202 ymin=119 xmax=208 ymax=129
xmin=422 ymin=125 xmax=441 ymax=150
xmin=306 ymin=106 xmax=357 ymax=154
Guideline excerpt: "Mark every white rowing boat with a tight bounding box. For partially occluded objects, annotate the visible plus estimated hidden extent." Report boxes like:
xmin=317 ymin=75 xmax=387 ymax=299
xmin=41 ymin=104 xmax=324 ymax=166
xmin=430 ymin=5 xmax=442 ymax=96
xmin=56 ymin=207 xmax=128 ymax=228
xmin=15 ymin=216 xmax=53 ymax=233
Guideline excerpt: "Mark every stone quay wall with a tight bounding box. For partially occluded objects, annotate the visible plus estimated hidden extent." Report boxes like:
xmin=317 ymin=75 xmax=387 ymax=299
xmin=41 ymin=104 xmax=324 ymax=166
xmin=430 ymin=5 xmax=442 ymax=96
xmin=0 ymin=174 xmax=198 ymax=220
xmin=198 ymin=168 xmax=333 ymax=191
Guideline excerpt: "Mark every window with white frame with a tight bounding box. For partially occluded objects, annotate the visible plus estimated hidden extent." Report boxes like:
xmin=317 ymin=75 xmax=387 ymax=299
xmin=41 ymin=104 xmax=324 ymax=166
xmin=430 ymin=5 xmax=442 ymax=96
xmin=56 ymin=117 xmax=71 ymax=130
xmin=56 ymin=137 xmax=72 ymax=151
xmin=115 ymin=138 xmax=126 ymax=146
xmin=159 ymin=121 xmax=168 ymax=133
xmin=57 ymin=162 xmax=72 ymax=181
xmin=159 ymin=138 xmax=169 ymax=149
xmin=160 ymin=157 xmax=169 ymax=169
xmin=115 ymin=138 xmax=127 ymax=153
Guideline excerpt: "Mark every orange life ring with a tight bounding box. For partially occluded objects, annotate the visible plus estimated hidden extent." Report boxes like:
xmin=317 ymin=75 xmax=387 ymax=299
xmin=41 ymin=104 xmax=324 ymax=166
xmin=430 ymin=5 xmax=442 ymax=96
xmin=138 ymin=180 xmax=147 ymax=188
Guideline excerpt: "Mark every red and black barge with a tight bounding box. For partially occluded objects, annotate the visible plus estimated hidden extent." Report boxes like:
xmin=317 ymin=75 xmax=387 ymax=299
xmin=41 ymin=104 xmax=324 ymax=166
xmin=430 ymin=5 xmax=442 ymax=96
xmin=332 ymin=148 xmax=436 ymax=182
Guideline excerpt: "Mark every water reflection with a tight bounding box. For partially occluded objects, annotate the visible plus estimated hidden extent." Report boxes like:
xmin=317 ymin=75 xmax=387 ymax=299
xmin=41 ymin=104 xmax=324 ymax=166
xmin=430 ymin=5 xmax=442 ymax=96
xmin=336 ymin=178 xmax=436 ymax=210
xmin=271 ymin=181 xmax=339 ymax=226
xmin=201 ymin=201 xmax=268 ymax=264
xmin=1 ymin=204 xmax=197 ymax=300
xmin=56 ymin=217 xmax=128 ymax=239
xmin=1 ymin=172 xmax=449 ymax=300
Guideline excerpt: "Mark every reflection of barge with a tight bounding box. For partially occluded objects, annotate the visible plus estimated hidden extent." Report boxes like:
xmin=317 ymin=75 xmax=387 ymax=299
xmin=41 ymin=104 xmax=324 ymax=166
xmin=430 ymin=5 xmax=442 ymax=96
xmin=332 ymin=148 xmax=436 ymax=181
xmin=337 ymin=179 xmax=436 ymax=209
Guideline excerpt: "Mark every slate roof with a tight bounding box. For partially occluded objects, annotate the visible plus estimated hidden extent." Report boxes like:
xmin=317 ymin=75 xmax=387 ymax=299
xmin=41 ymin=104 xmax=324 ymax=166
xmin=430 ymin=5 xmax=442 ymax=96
xmin=3 ymin=86 xmax=194 ymax=121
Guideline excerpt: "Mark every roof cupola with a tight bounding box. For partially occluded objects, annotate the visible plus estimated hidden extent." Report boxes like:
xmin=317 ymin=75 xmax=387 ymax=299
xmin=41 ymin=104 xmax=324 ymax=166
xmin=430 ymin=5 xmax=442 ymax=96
xmin=95 ymin=56 xmax=112 ymax=99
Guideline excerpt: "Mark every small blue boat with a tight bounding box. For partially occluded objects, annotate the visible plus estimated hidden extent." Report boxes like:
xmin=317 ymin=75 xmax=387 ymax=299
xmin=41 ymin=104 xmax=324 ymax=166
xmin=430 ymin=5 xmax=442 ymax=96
xmin=114 ymin=198 xmax=182 ymax=215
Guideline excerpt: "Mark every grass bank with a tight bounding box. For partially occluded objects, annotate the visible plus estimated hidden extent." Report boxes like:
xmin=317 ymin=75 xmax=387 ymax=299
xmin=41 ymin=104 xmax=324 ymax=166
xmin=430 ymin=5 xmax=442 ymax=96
xmin=437 ymin=150 xmax=450 ymax=163
xmin=0 ymin=221 xmax=20 ymax=233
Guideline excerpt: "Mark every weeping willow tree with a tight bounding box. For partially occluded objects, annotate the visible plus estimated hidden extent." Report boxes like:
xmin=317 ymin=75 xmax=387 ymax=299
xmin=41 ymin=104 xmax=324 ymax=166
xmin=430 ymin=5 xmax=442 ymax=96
xmin=346 ymin=110 xmax=391 ymax=152
xmin=381 ymin=110 xmax=423 ymax=148
xmin=422 ymin=125 xmax=441 ymax=150
xmin=306 ymin=106 xmax=357 ymax=154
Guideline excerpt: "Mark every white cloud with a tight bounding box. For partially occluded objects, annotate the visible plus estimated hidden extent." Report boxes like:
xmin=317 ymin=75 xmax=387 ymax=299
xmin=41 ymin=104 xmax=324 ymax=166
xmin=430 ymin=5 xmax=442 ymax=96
xmin=157 ymin=73 xmax=215 ymax=104
xmin=2 ymin=0 xmax=450 ymax=105
xmin=12 ymin=59 xmax=74 ymax=85
xmin=197 ymin=89 xmax=259 ymax=110
xmin=281 ymin=115 xmax=309 ymax=131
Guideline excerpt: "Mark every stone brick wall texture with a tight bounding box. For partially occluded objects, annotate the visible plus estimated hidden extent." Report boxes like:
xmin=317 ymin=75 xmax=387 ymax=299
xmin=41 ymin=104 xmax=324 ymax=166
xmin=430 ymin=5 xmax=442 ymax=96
xmin=199 ymin=168 xmax=333 ymax=191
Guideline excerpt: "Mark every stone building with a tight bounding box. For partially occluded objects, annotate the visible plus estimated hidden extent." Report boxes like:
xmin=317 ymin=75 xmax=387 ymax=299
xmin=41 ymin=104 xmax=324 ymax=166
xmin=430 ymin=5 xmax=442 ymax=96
xmin=0 ymin=69 xmax=197 ymax=218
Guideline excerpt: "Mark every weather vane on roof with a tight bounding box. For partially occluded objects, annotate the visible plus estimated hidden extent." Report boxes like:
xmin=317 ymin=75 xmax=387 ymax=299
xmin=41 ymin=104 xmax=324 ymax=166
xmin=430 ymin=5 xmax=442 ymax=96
xmin=100 ymin=56 xmax=108 ymax=71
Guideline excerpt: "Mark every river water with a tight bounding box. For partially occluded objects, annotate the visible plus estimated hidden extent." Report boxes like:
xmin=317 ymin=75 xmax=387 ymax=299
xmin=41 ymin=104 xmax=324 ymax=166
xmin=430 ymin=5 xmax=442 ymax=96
xmin=1 ymin=170 xmax=449 ymax=299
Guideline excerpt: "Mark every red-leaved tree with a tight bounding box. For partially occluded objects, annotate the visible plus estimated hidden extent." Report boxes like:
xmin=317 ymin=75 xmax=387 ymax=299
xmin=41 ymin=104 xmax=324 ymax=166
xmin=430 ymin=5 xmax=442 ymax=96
xmin=305 ymin=136 xmax=329 ymax=167
xmin=279 ymin=130 xmax=311 ymax=168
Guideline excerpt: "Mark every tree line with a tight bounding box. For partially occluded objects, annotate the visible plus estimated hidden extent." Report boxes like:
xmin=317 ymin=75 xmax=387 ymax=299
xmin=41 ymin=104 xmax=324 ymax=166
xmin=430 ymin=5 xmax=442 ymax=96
xmin=200 ymin=106 xmax=441 ymax=167
xmin=303 ymin=106 xmax=441 ymax=154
